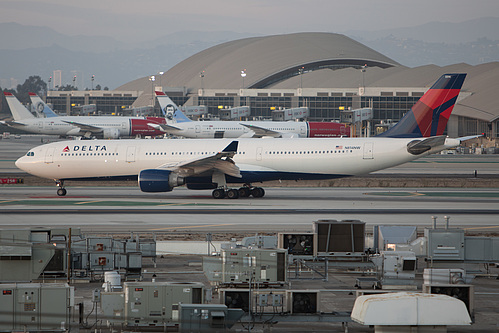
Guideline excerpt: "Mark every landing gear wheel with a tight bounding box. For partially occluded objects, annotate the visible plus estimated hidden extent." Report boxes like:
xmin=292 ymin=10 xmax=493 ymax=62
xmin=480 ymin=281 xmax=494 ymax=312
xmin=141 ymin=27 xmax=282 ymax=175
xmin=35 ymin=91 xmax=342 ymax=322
xmin=226 ymin=189 xmax=240 ymax=199
xmin=251 ymin=187 xmax=265 ymax=198
xmin=57 ymin=188 xmax=67 ymax=196
xmin=238 ymin=187 xmax=251 ymax=198
xmin=212 ymin=188 xmax=226 ymax=199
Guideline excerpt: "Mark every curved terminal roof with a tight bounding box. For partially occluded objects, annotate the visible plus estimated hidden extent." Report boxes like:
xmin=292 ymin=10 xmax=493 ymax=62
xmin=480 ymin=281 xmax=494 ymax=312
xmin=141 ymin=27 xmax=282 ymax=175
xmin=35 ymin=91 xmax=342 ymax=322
xmin=116 ymin=32 xmax=499 ymax=123
xmin=118 ymin=32 xmax=400 ymax=92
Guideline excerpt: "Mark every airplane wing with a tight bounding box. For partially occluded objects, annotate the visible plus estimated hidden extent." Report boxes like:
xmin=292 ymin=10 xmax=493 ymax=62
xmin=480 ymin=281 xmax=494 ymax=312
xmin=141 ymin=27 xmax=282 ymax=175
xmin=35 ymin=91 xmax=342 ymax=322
xmin=61 ymin=120 xmax=103 ymax=132
xmin=240 ymin=123 xmax=281 ymax=137
xmin=147 ymin=123 xmax=183 ymax=132
xmin=156 ymin=141 xmax=241 ymax=178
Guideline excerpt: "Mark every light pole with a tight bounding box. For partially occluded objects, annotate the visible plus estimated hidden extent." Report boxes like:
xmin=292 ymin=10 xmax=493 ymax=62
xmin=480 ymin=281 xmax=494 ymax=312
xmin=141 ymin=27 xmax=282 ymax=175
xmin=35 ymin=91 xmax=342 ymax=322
xmin=72 ymin=75 xmax=77 ymax=90
xmin=149 ymin=75 xmax=156 ymax=107
xmin=91 ymin=75 xmax=95 ymax=90
xmin=240 ymin=69 xmax=246 ymax=90
xmin=158 ymin=72 xmax=164 ymax=90
xmin=298 ymin=66 xmax=304 ymax=90
xmin=200 ymin=71 xmax=205 ymax=91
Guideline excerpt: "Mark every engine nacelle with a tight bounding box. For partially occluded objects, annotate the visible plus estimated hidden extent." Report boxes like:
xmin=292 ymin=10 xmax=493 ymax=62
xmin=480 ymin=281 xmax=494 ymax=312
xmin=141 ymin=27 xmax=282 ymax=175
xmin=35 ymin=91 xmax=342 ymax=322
xmin=102 ymin=127 xmax=120 ymax=139
xmin=138 ymin=169 xmax=185 ymax=192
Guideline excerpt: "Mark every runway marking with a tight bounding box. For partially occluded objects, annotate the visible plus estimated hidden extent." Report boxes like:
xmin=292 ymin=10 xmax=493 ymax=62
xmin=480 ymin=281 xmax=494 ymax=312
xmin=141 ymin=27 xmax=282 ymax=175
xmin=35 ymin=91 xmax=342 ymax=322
xmin=0 ymin=200 xmax=17 ymax=204
xmin=365 ymin=191 xmax=499 ymax=198
xmin=75 ymin=200 xmax=101 ymax=205
xmin=364 ymin=192 xmax=424 ymax=197
xmin=150 ymin=223 xmax=235 ymax=231
xmin=0 ymin=199 xmax=229 ymax=207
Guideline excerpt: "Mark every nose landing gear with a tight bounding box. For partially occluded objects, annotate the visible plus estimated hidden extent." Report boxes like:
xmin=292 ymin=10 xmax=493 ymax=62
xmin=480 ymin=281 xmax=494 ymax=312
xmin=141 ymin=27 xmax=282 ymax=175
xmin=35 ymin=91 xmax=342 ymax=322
xmin=56 ymin=180 xmax=67 ymax=196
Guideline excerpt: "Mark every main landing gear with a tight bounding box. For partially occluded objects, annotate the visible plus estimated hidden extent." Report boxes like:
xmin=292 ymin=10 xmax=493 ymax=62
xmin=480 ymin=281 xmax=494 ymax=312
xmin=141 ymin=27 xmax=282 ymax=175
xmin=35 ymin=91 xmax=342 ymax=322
xmin=211 ymin=185 xmax=265 ymax=199
xmin=56 ymin=180 xmax=67 ymax=196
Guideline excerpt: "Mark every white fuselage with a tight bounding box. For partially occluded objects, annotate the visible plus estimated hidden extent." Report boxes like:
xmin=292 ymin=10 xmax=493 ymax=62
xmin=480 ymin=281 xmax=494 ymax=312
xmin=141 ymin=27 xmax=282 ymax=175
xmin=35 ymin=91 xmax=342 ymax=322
xmin=8 ymin=116 xmax=133 ymax=137
xmin=15 ymin=137 xmax=459 ymax=182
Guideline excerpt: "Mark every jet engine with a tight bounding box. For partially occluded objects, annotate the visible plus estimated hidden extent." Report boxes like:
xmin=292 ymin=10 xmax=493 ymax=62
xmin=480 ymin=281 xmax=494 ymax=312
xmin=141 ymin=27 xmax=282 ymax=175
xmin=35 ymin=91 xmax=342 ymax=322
xmin=102 ymin=128 xmax=120 ymax=139
xmin=138 ymin=169 xmax=185 ymax=192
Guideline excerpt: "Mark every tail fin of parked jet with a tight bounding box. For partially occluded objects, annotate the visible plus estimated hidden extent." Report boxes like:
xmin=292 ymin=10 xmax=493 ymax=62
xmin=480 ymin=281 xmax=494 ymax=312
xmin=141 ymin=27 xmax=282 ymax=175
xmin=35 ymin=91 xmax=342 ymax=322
xmin=378 ymin=73 xmax=466 ymax=138
xmin=155 ymin=91 xmax=192 ymax=124
xmin=29 ymin=92 xmax=58 ymax=117
xmin=3 ymin=92 xmax=36 ymax=120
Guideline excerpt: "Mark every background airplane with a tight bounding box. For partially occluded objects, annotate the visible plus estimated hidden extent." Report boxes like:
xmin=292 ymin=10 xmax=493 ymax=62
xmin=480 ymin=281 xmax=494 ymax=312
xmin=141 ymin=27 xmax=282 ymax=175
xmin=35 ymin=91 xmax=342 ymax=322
xmin=15 ymin=74 xmax=468 ymax=198
xmin=2 ymin=92 xmax=167 ymax=139
xmin=150 ymin=91 xmax=348 ymax=138
xmin=29 ymin=92 xmax=58 ymax=118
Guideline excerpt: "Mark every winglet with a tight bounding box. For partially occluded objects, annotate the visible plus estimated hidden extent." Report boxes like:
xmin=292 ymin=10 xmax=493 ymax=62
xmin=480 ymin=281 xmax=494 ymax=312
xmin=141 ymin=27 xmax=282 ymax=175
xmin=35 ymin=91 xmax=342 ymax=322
xmin=222 ymin=141 xmax=238 ymax=153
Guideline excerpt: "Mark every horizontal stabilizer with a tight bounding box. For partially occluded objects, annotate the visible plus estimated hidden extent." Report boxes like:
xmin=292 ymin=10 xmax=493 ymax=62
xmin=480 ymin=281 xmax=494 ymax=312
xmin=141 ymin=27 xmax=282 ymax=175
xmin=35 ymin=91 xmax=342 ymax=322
xmin=407 ymin=136 xmax=446 ymax=155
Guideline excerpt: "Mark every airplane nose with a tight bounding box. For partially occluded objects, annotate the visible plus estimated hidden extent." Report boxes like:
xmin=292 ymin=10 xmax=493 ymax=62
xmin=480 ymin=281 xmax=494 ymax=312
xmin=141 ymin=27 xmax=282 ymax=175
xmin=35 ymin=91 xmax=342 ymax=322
xmin=15 ymin=156 xmax=27 ymax=171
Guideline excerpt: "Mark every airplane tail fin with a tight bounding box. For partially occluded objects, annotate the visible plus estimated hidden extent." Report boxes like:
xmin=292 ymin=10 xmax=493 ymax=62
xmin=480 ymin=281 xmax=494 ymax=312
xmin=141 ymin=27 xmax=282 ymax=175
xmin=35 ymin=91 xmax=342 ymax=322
xmin=4 ymin=92 xmax=35 ymax=120
xmin=155 ymin=91 xmax=192 ymax=124
xmin=378 ymin=73 xmax=466 ymax=138
xmin=28 ymin=93 xmax=58 ymax=117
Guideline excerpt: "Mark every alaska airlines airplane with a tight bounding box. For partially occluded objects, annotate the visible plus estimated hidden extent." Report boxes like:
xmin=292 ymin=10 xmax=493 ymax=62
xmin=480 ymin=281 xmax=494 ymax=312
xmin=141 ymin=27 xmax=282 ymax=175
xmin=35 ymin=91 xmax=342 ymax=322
xmin=29 ymin=93 xmax=59 ymax=118
xmin=150 ymin=92 xmax=348 ymax=138
xmin=2 ymin=92 xmax=167 ymax=139
xmin=16 ymin=74 xmax=468 ymax=198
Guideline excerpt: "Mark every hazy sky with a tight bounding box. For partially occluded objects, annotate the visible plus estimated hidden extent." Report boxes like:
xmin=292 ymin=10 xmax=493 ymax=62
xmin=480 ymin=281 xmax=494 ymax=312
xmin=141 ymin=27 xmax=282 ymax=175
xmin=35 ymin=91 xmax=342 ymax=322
xmin=2 ymin=0 xmax=499 ymax=41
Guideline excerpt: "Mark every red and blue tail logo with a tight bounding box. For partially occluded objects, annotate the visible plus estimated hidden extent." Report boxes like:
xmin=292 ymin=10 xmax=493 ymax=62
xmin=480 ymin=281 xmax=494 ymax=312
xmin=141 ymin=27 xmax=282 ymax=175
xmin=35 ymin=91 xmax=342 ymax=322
xmin=378 ymin=73 xmax=466 ymax=138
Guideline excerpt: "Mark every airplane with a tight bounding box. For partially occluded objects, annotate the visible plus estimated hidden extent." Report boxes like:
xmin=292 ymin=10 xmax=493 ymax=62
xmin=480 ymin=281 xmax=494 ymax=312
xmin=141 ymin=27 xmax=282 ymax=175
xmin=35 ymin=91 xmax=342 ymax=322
xmin=1 ymin=92 xmax=167 ymax=139
xmin=150 ymin=91 xmax=349 ymax=138
xmin=29 ymin=92 xmax=59 ymax=118
xmin=16 ymin=73 xmax=468 ymax=198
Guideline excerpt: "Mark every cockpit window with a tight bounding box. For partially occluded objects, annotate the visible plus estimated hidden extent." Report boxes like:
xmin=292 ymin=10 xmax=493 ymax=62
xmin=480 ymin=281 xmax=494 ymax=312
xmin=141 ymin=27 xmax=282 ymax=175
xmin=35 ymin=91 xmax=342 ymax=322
xmin=27 ymin=152 xmax=35 ymax=156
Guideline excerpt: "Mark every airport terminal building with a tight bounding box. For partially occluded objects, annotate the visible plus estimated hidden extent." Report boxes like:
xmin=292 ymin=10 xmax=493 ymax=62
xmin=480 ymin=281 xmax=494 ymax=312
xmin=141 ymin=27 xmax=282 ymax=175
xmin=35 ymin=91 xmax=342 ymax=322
xmin=46 ymin=33 xmax=499 ymax=138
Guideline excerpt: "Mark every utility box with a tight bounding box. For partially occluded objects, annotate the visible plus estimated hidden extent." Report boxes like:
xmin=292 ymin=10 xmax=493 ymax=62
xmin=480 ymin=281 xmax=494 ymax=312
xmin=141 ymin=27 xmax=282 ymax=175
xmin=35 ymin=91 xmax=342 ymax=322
xmin=278 ymin=232 xmax=316 ymax=256
xmin=178 ymin=304 xmax=244 ymax=332
xmin=220 ymin=248 xmax=288 ymax=285
xmin=425 ymin=228 xmax=465 ymax=260
xmin=124 ymin=282 xmax=204 ymax=328
xmin=100 ymin=292 xmax=125 ymax=327
xmin=0 ymin=283 xmax=73 ymax=332
xmin=313 ymin=219 xmax=365 ymax=256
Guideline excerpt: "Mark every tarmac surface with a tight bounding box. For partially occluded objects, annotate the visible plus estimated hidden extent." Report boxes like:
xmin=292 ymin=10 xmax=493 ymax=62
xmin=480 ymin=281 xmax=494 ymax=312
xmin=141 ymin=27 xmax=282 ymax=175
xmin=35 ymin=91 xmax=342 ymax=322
xmin=1 ymin=135 xmax=499 ymax=332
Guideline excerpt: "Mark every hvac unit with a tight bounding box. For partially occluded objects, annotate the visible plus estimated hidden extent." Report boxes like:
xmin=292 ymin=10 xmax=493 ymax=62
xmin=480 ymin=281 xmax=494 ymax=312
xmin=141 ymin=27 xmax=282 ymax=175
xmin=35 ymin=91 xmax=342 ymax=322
xmin=221 ymin=248 xmax=288 ymax=285
xmin=425 ymin=228 xmax=465 ymax=260
xmin=124 ymin=282 xmax=204 ymax=328
xmin=286 ymin=290 xmax=321 ymax=314
xmin=313 ymin=219 xmax=365 ymax=256
xmin=423 ymin=268 xmax=469 ymax=285
xmin=423 ymin=284 xmax=475 ymax=319
xmin=220 ymin=289 xmax=250 ymax=313
xmin=278 ymin=232 xmax=316 ymax=256
xmin=0 ymin=283 xmax=74 ymax=332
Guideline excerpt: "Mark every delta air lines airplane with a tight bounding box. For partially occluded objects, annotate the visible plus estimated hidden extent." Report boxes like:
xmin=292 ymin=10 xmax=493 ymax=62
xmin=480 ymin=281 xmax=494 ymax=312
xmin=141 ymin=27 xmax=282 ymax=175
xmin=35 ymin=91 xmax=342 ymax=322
xmin=16 ymin=74 xmax=469 ymax=198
